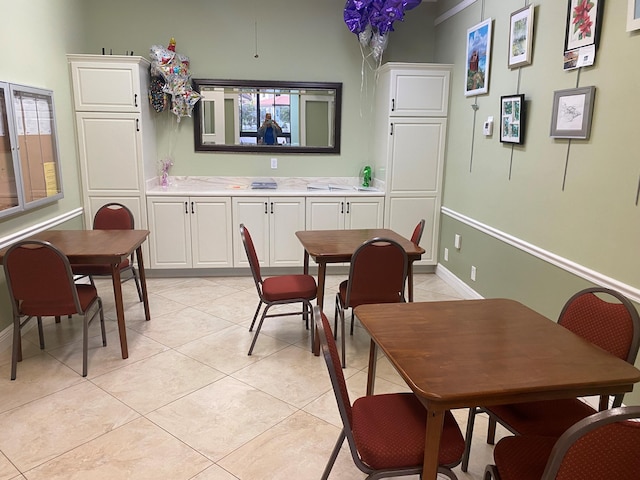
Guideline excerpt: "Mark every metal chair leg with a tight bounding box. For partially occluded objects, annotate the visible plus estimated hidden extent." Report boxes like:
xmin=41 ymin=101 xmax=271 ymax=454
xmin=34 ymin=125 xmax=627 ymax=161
xmin=131 ymin=267 xmax=143 ymax=302
xmin=248 ymin=306 xmax=270 ymax=355
xmin=487 ymin=417 xmax=497 ymax=445
xmin=249 ymin=300 xmax=263 ymax=332
xmin=321 ymin=430 xmax=346 ymax=480
xmin=461 ymin=407 xmax=479 ymax=472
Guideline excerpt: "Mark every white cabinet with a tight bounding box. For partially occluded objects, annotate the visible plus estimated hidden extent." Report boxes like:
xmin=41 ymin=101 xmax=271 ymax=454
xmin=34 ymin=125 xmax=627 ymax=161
xmin=305 ymin=196 xmax=384 ymax=230
xmin=373 ymin=63 xmax=452 ymax=265
xmin=146 ymin=196 xmax=233 ymax=269
xmin=68 ymin=55 xmax=156 ymax=266
xmin=232 ymin=197 xmax=306 ymax=268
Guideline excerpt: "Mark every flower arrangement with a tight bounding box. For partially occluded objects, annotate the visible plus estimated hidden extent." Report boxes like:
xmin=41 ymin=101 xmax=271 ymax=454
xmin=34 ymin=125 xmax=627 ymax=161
xmin=572 ymin=0 xmax=594 ymax=40
xmin=159 ymin=158 xmax=174 ymax=188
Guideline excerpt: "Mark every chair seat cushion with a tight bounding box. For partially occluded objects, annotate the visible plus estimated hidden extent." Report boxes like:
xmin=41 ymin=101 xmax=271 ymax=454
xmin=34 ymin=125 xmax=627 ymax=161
xmin=72 ymin=259 xmax=130 ymax=276
xmin=338 ymin=280 xmax=402 ymax=308
xmin=352 ymin=392 xmax=464 ymax=470
xmin=488 ymin=399 xmax=596 ymax=437
xmin=262 ymin=275 xmax=317 ymax=302
xmin=21 ymin=284 xmax=99 ymax=316
xmin=493 ymin=435 xmax=555 ymax=480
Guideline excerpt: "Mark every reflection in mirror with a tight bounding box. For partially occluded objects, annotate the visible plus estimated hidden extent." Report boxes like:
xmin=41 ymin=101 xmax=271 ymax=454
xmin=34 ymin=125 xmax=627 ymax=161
xmin=193 ymin=79 xmax=342 ymax=154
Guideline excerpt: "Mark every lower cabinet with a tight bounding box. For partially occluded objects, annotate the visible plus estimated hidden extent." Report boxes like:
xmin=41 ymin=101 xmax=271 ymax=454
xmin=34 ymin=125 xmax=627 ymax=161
xmin=232 ymin=196 xmax=306 ymax=267
xmin=305 ymin=196 xmax=384 ymax=230
xmin=146 ymin=196 xmax=233 ymax=269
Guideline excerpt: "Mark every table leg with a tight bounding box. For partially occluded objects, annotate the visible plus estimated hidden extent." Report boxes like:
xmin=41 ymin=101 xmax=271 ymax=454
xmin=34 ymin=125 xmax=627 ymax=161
xmin=111 ymin=264 xmax=129 ymax=359
xmin=366 ymin=339 xmax=378 ymax=395
xmin=136 ymin=246 xmax=151 ymax=321
xmin=313 ymin=261 xmax=327 ymax=355
xmin=408 ymin=261 xmax=414 ymax=302
xmin=423 ymin=409 xmax=445 ymax=480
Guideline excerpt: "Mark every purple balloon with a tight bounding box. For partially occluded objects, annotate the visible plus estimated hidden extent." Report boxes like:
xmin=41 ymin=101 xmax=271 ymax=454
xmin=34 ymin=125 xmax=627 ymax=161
xmin=344 ymin=0 xmax=373 ymax=34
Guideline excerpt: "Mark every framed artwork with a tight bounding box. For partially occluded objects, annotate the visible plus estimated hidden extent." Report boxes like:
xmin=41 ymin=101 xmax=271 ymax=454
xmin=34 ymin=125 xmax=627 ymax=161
xmin=565 ymin=0 xmax=604 ymax=53
xmin=500 ymin=94 xmax=525 ymax=144
xmin=508 ymin=5 xmax=535 ymax=68
xmin=465 ymin=18 xmax=492 ymax=97
xmin=550 ymin=86 xmax=596 ymax=139
xmin=628 ymin=0 xmax=640 ymax=31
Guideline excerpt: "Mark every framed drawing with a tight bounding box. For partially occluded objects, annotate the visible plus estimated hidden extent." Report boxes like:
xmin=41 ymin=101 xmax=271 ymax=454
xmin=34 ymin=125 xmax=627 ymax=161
xmin=465 ymin=18 xmax=492 ymax=96
xmin=508 ymin=5 xmax=535 ymax=68
xmin=565 ymin=0 xmax=604 ymax=53
xmin=628 ymin=0 xmax=640 ymax=31
xmin=500 ymin=94 xmax=525 ymax=144
xmin=550 ymin=86 xmax=596 ymax=139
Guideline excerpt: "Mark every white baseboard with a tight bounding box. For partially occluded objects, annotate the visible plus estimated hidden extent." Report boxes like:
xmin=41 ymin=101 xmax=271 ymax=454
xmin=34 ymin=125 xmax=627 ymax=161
xmin=436 ymin=264 xmax=483 ymax=299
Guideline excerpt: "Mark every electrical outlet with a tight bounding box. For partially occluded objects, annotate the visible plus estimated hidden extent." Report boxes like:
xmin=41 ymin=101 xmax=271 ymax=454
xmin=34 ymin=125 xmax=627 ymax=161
xmin=270 ymin=157 xmax=278 ymax=169
xmin=454 ymin=234 xmax=461 ymax=249
xmin=471 ymin=265 xmax=477 ymax=281
xmin=444 ymin=247 xmax=449 ymax=261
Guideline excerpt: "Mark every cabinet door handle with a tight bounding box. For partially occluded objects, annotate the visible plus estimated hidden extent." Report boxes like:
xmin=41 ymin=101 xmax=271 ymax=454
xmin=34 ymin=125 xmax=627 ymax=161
xmin=136 ymin=119 xmax=140 ymax=132
xmin=270 ymin=202 xmax=274 ymax=214
xmin=134 ymin=93 xmax=138 ymax=107
xmin=346 ymin=202 xmax=350 ymax=214
xmin=184 ymin=202 xmax=188 ymax=214
xmin=390 ymin=123 xmax=394 ymax=135
xmin=340 ymin=201 xmax=344 ymax=214
xmin=191 ymin=202 xmax=195 ymax=214
xmin=264 ymin=202 xmax=268 ymax=214
xmin=391 ymin=98 xmax=395 ymax=111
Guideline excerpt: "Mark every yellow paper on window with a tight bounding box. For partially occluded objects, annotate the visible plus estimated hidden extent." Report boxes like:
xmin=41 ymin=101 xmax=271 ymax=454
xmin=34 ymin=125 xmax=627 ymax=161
xmin=43 ymin=162 xmax=58 ymax=196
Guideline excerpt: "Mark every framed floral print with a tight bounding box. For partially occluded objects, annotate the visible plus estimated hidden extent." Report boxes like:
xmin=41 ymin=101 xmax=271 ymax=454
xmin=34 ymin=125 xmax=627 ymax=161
xmin=500 ymin=94 xmax=525 ymax=144
xmin=465 ymin=18 xmax=493 ymax=97
xmin=565 ymin=0 xmax=604 ymax=53
xmin=508 ymin=5 xmax=535 ymax=69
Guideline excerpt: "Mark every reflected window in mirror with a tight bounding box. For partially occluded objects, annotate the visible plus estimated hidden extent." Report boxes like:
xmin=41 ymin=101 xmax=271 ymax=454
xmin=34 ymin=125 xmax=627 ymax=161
xmin=194 ymin=79 xmax=341 ymax=154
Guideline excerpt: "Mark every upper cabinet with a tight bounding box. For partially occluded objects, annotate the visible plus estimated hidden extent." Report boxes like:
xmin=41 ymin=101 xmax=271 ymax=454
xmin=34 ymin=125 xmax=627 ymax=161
xmin=385 ymin=64 xmax=451 ymax=117
xmin=70 ymin=57 xmax=144 ymax=112
xmin=0 ymin=82 xmax=63 ymax=220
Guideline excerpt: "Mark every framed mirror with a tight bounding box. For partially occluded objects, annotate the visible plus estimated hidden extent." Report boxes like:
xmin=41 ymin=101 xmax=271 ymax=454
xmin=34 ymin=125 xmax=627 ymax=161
xmin=193 ymin=79 xmax=342 ymax=154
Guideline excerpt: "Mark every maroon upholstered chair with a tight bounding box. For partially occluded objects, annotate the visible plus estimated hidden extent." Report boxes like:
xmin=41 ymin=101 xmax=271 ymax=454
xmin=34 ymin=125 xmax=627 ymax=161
xmin=3 ymin=240 xmax=106 ymax=379
xmin=240 ymin=224 xmax=317 ymax=355
xmin=410 ymin=218 xmax=426 ymax=246
xmin=462 ymin=287 xmax=640 ymax=472
xmin=72 ymin=203 xmax=143 ymax=302
xmin=334 ymin=237 xmax=408 ymax=367
xmin=484 ymin=405 xmax=640 ymax=480
xmin=315 ymin=306 xmax=465 ymax=479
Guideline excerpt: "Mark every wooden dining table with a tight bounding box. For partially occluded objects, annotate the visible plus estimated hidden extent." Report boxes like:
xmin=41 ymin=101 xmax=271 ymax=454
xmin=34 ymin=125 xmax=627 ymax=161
xmin=355 ymin=299 xmax=640 ymax=480
xmin=295 ymin=228 xmax=424 ymax=354
xmin=0 ymin=229 xmax=151 ymax=359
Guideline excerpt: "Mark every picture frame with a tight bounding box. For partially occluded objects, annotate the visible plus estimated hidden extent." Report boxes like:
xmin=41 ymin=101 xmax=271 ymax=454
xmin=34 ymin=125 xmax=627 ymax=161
xmin=500 ymin=94 xmax=525 ymax=144
xmin=465 ymin=18 xmax=492 ymax=97
xmin=550 ymin=86 xmax=596 ymax=139
xmin=627 ymin=0 xmax=640 ymax=32
xmin=508 ymin=5 xmax=535 ymax=69
xmin=565 ymin=0 xmax=604 ymax=53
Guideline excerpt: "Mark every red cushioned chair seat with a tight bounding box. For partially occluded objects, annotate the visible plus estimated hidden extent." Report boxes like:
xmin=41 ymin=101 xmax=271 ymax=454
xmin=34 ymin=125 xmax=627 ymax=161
xmin=262 ymin=275 xmax=317 ymax=302
xmin=489 ymin=398 xmax=596 ymax=437
xmin=352 ymin=393 xmax=465 ymax=470
xmin=493 ymin=435 xmax=555 ymax=480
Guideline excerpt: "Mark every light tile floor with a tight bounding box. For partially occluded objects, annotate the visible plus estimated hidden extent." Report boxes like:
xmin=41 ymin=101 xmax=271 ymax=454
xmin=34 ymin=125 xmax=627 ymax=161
xmin=0 ymin=273 xmax=509 ymax=479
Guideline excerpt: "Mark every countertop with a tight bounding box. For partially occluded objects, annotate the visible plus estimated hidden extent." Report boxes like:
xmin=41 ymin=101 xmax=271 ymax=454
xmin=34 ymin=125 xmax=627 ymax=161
xmin=146 ymin=176 xmax=385 ymax=197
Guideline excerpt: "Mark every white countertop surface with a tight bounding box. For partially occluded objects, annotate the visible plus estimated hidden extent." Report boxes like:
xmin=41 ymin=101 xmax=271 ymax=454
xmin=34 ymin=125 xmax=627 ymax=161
xmin=146 ymin=176 xmax=385 ymax=196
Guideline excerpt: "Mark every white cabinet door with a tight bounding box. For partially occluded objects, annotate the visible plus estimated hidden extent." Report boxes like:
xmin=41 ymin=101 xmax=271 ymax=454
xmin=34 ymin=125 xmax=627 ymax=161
xmin=233 ymin=197 xmax=270 ymax=267
xmin=233 ymin=197 xmax=305 ymax=267
xmin=190 ymin=197 xmax=233 ymax=268
xmin=345 ymin=197 xmax=384 ymax=229
xmin=387 ymin=196 xmax=438 ymax=265
xmin=389 ymin=117 xmax=446 ymax=195
xmin=305 ymin=197 xmax=345 ymax=230
xmin=70 ymin=60 xmax=142 ymax=112
xmin=147 ymin=197 xmax=191 ymax=268
xmin=76 ymin=113 xmax=143 ymax=194
xmin=389 ymin=67 xmax=450 ymax=117
xmin=307 ymin=197 xmax=384 ymax=230
xmin=270 ymin=197 xmax=306 ymax=267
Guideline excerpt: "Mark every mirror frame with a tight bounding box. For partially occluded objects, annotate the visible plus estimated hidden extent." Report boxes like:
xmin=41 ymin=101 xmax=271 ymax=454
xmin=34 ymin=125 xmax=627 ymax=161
xmin=193 ymin=79 xmax=342 ymax=154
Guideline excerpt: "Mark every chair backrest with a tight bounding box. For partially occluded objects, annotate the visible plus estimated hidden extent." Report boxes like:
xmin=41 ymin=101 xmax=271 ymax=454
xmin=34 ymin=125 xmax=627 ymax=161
xmin=411 ymin=219 xmax=426 ymax=246
xmin=542 ymin=406 xmax=640 ymax=479
xmin=240 ymin=224 xmax=263 ymax=288
xmin=558 ymin=287 xmax=640 ymax=364
xmin=315 ymin=306 xmax=354 ymax=428
xmin=93 ymin=202 xmax=135 ymax=230
xmin=345 ymin=237 xmax=408 ymax=308
xmin=3 ymin=240 xmax=83 ymax=316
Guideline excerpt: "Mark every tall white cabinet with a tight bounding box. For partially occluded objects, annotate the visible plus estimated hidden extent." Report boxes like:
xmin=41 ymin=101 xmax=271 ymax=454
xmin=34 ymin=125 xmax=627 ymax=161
xmin=68 ymin=55 xmax=156 ymax=265
xmin=372 ymin=63 xmax=452 ymax=265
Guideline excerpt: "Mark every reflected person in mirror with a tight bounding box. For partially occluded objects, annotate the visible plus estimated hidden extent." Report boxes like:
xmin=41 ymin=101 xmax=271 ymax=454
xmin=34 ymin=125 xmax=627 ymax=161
xmin=257 ymin=113 xmax=282 ymax=145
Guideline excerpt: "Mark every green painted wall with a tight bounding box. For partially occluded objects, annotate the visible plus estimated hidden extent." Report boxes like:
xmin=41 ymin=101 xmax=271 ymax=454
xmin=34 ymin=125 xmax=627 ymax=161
xmin=434 ymin=0 xmax=640 ymax=404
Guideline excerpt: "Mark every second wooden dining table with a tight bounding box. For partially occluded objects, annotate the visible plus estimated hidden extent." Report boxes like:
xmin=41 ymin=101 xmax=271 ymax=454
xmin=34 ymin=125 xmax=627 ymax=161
xmin=295 ymin=228 xmax=424 ymax=354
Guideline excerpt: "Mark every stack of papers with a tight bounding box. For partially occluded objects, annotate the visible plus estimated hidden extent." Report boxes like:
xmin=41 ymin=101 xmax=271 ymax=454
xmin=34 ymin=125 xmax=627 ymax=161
xmin=251 ymin=179 xmax=278 ymax=189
